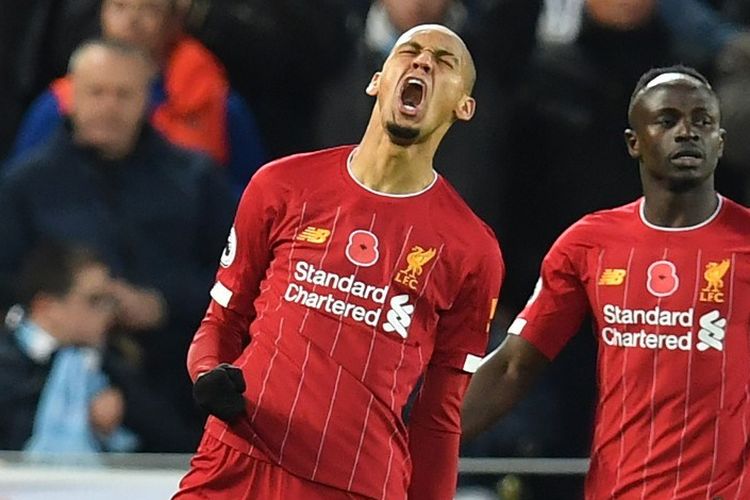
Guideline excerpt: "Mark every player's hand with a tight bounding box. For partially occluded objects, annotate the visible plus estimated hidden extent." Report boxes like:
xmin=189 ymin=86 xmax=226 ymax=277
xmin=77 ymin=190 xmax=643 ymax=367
xmin=193 ymin=363 xmax=247 ymax=422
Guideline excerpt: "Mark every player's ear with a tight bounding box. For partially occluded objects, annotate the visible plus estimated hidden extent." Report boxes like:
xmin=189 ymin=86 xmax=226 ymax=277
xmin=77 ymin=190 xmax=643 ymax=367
xmin=454 ymin=95 xmax=476 ymax=122
xmin=718 ymin=127 xmax=726 ymax=159
xmin=366 ymin=72 xmax=381 ymax=96
xmin=625 ymin=128 xmax=640 ymax=159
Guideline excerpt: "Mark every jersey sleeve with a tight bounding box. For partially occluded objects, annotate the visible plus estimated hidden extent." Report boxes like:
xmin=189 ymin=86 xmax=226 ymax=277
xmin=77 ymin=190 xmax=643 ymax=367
xmin=407 ymin=237 xmax=503 ymax=498
xmin=186 ymin=166 xmax=278 ymax=380
xmin=507 ymin=231 xmax=589 ymax=360
xmin=429 ymin=238 xmax=504 ymax=373
xmin=407 ymin=364 xmax=470 ymax=499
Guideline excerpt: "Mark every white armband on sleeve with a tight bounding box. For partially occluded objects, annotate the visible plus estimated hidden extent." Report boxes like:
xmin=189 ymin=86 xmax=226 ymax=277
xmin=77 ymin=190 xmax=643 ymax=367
xmin=507 ymin=317 xmax=527 ymax=336
xmin=462 ymin=354 xmax=483 ymax=373
xmin=210 ymin=281 xmax=233 ymax=307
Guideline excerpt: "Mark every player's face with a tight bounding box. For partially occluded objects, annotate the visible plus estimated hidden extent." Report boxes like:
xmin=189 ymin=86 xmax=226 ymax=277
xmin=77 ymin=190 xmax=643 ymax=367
xmin=101 ymin=0 xmax=176 ymax=56
xmin=71 ymin=48 xmax=151 ymax=159
xmin=366 ymin=26 xmax=475 ymax=146
xmin=626 ymin=83 xmax=725 ymax=192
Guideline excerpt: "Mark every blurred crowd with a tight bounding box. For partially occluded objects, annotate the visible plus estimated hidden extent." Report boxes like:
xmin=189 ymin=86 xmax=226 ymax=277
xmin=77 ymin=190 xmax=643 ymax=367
xmin=1 ymin=0 xmax=750 ymax=498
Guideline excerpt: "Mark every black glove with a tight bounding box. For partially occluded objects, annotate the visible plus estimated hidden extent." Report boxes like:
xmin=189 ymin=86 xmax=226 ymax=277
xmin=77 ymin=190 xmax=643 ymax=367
xmin=193 ymin=363 xmax=246 ymax=422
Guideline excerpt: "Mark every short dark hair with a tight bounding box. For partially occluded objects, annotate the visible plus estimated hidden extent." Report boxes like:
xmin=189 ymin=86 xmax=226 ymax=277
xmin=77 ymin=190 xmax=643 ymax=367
xmin=17 ymin=241 xmax=106 ymax=307
xmin=628 ymin=65 xmax=714 ymax=119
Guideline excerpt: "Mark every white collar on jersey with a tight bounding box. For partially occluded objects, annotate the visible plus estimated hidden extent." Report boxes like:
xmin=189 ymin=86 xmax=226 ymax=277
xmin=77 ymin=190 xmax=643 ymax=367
xmin=639 ymin=194 xmax=723 ymax=232
xmin=346 ymin=148 xmax=439 ymax=198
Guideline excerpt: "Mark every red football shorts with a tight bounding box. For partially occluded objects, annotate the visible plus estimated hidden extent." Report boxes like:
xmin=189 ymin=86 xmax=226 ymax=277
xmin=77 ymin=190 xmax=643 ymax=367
xmin=172 ymin=433 xmax=371 ymax=500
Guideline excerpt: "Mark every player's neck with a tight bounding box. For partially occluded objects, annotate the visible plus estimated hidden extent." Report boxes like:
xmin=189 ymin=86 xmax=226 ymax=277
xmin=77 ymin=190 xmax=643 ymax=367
xmin=351 ymin=132 xmax=437 ymax=195
xmin=641 ymin=184 xmax=719 ymax=228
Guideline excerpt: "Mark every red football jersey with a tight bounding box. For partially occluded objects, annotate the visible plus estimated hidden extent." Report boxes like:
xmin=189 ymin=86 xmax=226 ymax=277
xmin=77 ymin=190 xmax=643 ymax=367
xmin=188 ymin=146 xmax=503 ymax=499
xmin=510 ymin=195 xmax=750 ymax=499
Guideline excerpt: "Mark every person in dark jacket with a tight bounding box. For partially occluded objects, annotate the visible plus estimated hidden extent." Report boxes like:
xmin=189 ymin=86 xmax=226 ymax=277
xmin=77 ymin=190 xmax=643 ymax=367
xmin=0 ymin=242 xmax=197 ymax=452
xmin=7 ymin=0 xmax=266 ymax=196
xmin=0 ymin=39 xmax=235 ymax=445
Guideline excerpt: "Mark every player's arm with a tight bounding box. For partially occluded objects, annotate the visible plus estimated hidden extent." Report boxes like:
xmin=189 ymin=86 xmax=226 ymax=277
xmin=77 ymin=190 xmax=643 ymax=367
xmin=407 ymin=364 xmax=473 ymax=500
xmin=462 ymin=234 xmax=589 ymax=442
xmin=408 ymin=239 xmax=504 ymax=500
xmin=461 ymin=335 xmax=549 ymax=441
xmin=187 ymin=166 xmax=277 ymax=420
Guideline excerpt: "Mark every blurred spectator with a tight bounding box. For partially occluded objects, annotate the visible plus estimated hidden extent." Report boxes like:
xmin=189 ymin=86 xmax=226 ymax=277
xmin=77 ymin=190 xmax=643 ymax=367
xmin=183 ymin=0 xmax=354 ymax=156
xmin=537 ymin=0 xmax=745 ymax=66
xmin=0 ymin=242 xmax=197 ymax=453
xmin=659 ymin=0 xmax=745 ymax=70
xmin=504 ymin=0 xmax=673 ymax=306
xmin=0 ymin=39 xmax=235 ymax=441
xmin=0 ymin=0 xmax=100 ymax=159
xmin=714 ymin=32 xmax=750 ymax=203
xmin=723 ymin=0 xmax=750 ymax=24
xmin=537 ymin=0 xmax=585 ymax=45
xmin=312 ymin=0 xmax=542 ymax=240
xmin=8 ymin=0 xmax=264 ymax=196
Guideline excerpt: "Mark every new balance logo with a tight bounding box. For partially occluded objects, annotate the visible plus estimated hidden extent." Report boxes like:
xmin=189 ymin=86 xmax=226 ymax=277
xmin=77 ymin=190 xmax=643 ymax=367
xmin=297 ymin=226 xmax=331 ymax=244
xmin=697 ymin=310 xmax=727 ymax=352
xmin=598 ymin=268 xmax=626 ymax=286
xmin=383 ymin=294 xmax=414 ymax=338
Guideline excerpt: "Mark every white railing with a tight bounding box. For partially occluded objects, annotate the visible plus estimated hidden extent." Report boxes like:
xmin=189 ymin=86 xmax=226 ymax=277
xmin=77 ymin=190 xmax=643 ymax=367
xmin=0 ymin=452 xmax=588 ymax=499
xmin=459 ymin=457 xmax=589 ymax=475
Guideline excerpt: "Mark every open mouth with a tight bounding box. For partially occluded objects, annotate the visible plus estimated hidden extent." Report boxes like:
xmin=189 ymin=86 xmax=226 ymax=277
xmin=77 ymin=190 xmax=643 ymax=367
xmin=399 ymin=78 xmax=426 ymax=116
